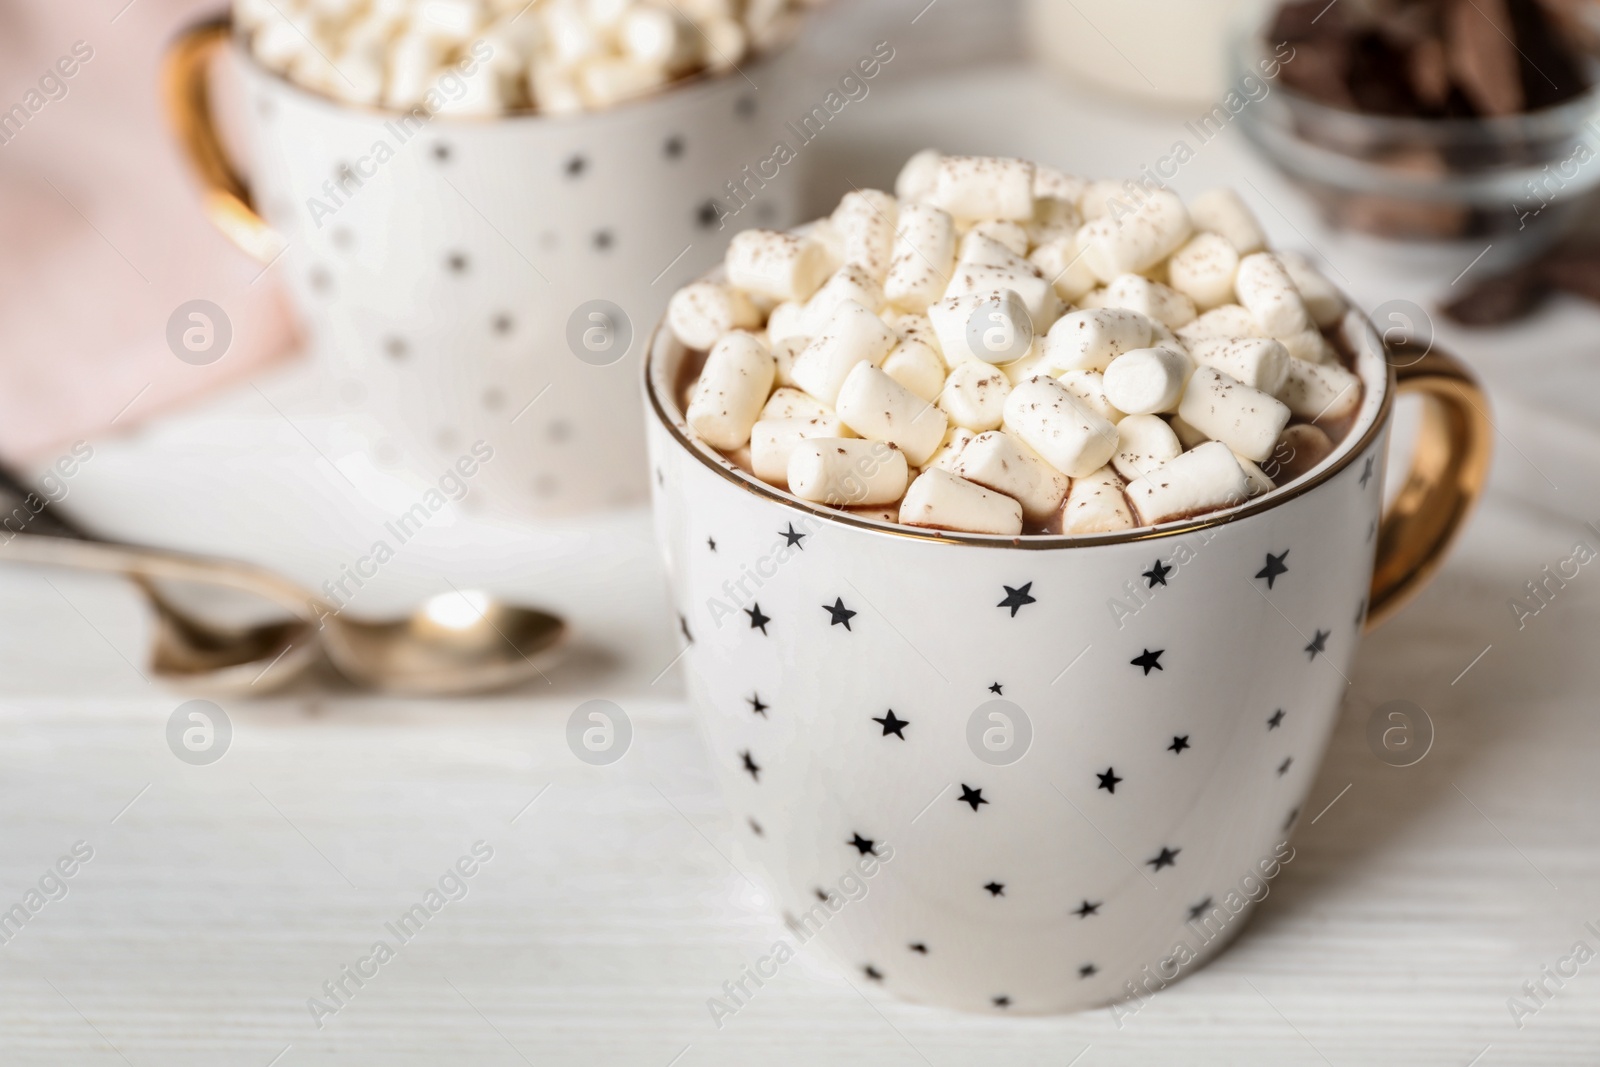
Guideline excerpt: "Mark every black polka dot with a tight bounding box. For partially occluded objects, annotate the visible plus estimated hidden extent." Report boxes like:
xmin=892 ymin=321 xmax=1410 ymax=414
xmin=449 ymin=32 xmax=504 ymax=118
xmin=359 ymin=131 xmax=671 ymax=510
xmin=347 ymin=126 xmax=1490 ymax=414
xmin=492 ymin=313 xmax=514 ymax=335
xmin=308 ymin=267 xmax=333 ymax=294
xmin=565 ymin=154 xmax=587 ymax=178
xmin=593 ymin=229 xmax=614 ymax=251
xmin=533 ymin=475 xmax=559 ymax=498
xmin=431 ymin=142 xmax=452 ymax=163
xmin=735 ymin=95 xmax=757 ymax=118
xmin=664 ymin=135 xmax=685 ymax=159
xmin=446 ymin=252 xmax=469 ymax=274
xmin=548 ymin=421 xmax=572 ymax=444
xmin=383 ymin=337 xmax=408 ymax=360
xmin=697 ymin=200 xmax=725 ymax=230
xmin=482 ymin=388 xmax=505 ymax=411
xmin=436 ymin=428 xmax=458 ymax=451
xmin=330 ymin=227 xmax=354 ymax=250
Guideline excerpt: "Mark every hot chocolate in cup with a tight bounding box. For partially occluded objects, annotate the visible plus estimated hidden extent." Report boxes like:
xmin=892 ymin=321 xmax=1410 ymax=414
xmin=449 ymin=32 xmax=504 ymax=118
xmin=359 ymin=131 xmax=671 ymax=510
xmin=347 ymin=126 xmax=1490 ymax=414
xmin=643 ymin=153 xmax=1491 ymax=1014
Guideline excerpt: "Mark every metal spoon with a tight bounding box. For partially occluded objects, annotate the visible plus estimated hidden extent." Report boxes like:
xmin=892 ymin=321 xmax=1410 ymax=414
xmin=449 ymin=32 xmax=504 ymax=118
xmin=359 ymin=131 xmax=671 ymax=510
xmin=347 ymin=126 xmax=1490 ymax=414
xmin=0 ymin=468 xmax=565 ymax=695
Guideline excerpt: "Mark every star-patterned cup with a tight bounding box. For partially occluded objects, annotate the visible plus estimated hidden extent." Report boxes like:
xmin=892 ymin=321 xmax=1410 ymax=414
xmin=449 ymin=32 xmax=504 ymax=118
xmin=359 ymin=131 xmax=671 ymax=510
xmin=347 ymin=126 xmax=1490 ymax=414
xmin=644 ymin=287 xmax=1491 ymax=1013
xmin=163 ymin=16 xmax=807 ymax=519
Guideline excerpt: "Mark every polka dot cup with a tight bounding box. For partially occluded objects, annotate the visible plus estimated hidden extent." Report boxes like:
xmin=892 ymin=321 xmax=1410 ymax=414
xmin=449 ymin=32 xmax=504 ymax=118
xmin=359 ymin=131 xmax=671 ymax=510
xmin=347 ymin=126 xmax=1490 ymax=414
xmin=165 ymin=17 xmax=806 ymax=517
xmin=645 ymin=300 xmax=1490 ymax=1013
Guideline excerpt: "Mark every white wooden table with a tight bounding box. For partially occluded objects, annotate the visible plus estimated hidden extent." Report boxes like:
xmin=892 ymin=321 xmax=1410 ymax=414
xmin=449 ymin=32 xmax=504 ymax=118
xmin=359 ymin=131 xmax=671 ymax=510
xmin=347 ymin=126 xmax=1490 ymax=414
xmin=6 ymin=5 xmax=1600 ymax=1063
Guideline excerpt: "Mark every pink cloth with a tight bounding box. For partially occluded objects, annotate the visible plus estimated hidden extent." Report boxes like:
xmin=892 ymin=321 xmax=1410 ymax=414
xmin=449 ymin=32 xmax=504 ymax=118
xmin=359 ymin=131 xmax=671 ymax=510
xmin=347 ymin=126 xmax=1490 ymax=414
xmin=0 ymin=0 xmax=297 ymax=462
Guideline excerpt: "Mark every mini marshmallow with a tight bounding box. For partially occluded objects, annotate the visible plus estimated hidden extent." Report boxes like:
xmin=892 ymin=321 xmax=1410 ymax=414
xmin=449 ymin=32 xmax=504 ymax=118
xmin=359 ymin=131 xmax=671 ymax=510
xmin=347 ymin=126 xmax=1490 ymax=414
xmin=1057 ymin=369 xmax=1125 ymax=424
xmin=1189 ymin=188 xmax=1267 ymax=254
xmin=700 ymin=15 xmax=749 ymax=71
xmin=1176 ymin=304 xmax=1262 ymax=346
xmin=1169 ymin=413 xmax=1210 ymax=450
xmin=836 ymin=363 xmax=948 ymax=466
xmin=1077 ymin=190 xmax=1193 ymax=280
xmin=770 ymin=335 xmax=805 ymax=387
xmin=959 ymin=233 xmax=1037 ymax=273
xmin=929 ymin=156 xmax=1036 ymax=222
xmin=620 ymin=6 xmax=699 ymax=71
xmin=1034 ymin=164 xmax=1088 ymax=204
xmin=1177 ymin=366 xmax=1292 ymax=463
xmin=788 ymin=439 xmax=908 ymax=506
xmin=884 ymin=203 xmax=957 ymax=312
xmin=943 ymin=265 xmax=1061 ymax=329
xmin=1111 ymin=413 xmax=1183 ymax=482
xmin=791 ymin=300 xmax=899 ymax=405
xmin=1236 ymin=453 xmax=1276 ymax=497
xmin=669 ymin=282 xmax=760 ymax=350
xmin=926 ymin=426 xmax=977 ymax=472
xmin=1100 ymin=274 xmax=1197 ymax=329
xmin=881 ymin=335 xmax=947 ymax=403
xmin=938 ymin=362 xmax=1012 ymax=432
xmin=578 ymin=57 xmax=664 ymax=109
xmin=1188 ymin=336 xmax=1290 ymax=394
xmin=761 ymin=386 xmax=843 ymax=429
xmin=1279 ymin=328 xmax=1336 ymax=365
xmin=1103 ymin=347 xmax=1194 ymax=415
xmin=1236 ymin=253 xmax=1312 ymax=338
xmin=899 ymin=468 xmax=1024 ymax=536
xmin=1277 ymin=359 xmax=1362 ymax=422
xmin=1166 ymin=232 xmax=1240 ymax=311
xmin=1124 ymin=441 xmax=1251 ymax=526
xmin=766 ymin=301 xmax=808 ymax=344
xmin=801 ymin=264 xmax=887 ymax=335
xmin=967 ymin=221 xmax=1030 ymax=258
xmin=1001 ymin=347 xmax=1052 ymax=385
xmin=1042 ymin=308 xmax=1154 ymax=373
xmin=1061 ymin=464 xmax=1135 ymax=534
xmin=1002 ymin=375 xmax=1119 ymax=478
xmin=926 ymin=294 xmax=988 ymax=368
xmin=895 ymin=148 xmax=943 ymax=203
xmin=964 ymin=289 xmax=1035 ymax=366
xmin=833 ymin=190 xmax=899 ymax=280
xmin=751 ymin=417 xmax=843 ymax=485
xmin=1078 ymin=179 xmax=1125 ymax=221
xmin=953 ymin=431 xmax=1069 ymax=523
xmin=726 ymin=230 xmax=830 ymax=303
xmin=1277 ymin=251 xmax=1347 ymax=329
xmin=1026 ymin=195 xmax=1083 ymax=248
xmin=1029 ymin=234 xmax=1099 ymax=303
xmin=686 ymin=332 xmax=776 ymax=450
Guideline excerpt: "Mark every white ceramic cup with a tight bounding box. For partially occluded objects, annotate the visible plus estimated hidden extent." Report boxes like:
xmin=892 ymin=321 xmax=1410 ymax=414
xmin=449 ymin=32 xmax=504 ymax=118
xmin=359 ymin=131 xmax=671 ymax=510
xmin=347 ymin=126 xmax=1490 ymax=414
xmin=165 ymin=17 xmax=805 ymax=518
xmin=645 ymin=301 xmax=1489 ymax=1013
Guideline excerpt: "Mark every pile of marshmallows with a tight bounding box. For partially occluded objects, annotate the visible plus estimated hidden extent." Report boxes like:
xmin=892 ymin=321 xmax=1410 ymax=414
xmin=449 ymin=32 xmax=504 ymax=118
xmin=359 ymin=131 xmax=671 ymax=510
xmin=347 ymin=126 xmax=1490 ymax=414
xmin=236 ymin=0 xmax=821 ymax=113
xmin=669 ymin=151 xmax=1364 ymax=537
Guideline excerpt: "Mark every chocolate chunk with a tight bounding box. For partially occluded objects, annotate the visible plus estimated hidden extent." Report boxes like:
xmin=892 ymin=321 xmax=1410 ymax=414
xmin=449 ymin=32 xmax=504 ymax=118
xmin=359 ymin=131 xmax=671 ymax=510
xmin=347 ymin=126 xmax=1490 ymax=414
xmin=1446 ymin=0 xmax=1524 ymax=116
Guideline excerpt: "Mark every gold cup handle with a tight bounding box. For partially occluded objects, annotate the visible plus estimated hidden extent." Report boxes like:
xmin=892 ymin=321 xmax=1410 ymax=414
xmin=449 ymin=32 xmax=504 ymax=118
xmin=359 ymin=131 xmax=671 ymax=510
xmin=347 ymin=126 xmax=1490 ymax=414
xmin=1366 ymin=346 xmax=1493 ymax=630
xmin=162 ymin=16 xmax=285 ymax=263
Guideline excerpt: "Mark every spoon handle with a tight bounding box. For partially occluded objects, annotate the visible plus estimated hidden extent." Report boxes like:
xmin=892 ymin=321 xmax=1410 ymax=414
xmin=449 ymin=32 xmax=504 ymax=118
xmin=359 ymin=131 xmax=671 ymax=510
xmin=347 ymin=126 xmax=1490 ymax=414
xmin=0 ymin=461 xmax=96 ymax=542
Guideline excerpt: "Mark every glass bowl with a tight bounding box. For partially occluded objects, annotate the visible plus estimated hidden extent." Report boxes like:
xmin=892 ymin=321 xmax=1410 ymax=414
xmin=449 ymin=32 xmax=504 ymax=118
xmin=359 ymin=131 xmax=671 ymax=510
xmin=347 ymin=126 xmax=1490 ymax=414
xmin=1231 ymin=25 xmax=1600 ymax=254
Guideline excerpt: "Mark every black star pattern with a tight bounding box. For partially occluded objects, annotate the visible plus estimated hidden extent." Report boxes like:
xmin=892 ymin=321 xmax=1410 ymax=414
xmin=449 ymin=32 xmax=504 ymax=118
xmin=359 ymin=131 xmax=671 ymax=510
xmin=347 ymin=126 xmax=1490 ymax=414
xmin=1305 ymin=630 xmax=1329 ymax=659
xmin=747 ymin=693 xmax=768 ymax=717
xmin=1096 ymin=767 xmax=1123 ymax=794
xmin=1267 ymin=709 xmax=1286 ymax=730
xmin=1355 ymin=598 xmax=1368 ymax=626
xmin=1131 ymin=649 xmax=1164 ymax=675
xmin=863 ymin=965 xmax=884 ymax=981
xmin=1367 ymin=519 xmax=1377 ymax=543
xmin=663 ymin=135 xmax=685 ymax=159
xmin=814 ymin=888 xmax=830 ymax=902
xmin=780 ymin=523 xmax=806 ymax=549
xmin=988 ymin=682 xmax=1003 ymax=695
xmin=1074 ymin=900 xmax=1101 ymax=919
xmin=1148 ymin=846 xmax=1180 ymax=871
xmin=679 ymin=614 xmax=693 ymax=644
xmin=993 ymin=995 xmax=1011 ymax=1008
xmin=909 ymin=942 xmax=928 ymax=954
xmin=1079 ymin=963 xmax=1098 ymax=979
xmin=748 ymin=817 xmax=763 ymax=836
xmin=564 ymin=154 xmax=587 ymax=177
xmin=848 ymin=833 xmax=877 ymax=856
xmin=1187 ymin=897 xmax=1214 ymax=922
xmin=998 ymin=583 xmax=1037 ymax=617
xmin=1255 ymin=550 xmax=1290 ymax=589
xmin=1283 ymin=807 xmax=1300 ymax=832
xmin=957 ymin=785 xmax=988 ymax=811
xmin=740 ymin=750 xmax=760 ymax=782
xmin=697 ymin=199 xmax=724 ymax=229
xmin=984 ymin=881 xmax=1005 ymax=897
xmin=1168 ymin=735 xmax=1190 ymax=754
xmin=707 ymin=536 xmax=717 ymax=552
xmin=431 ymin=142 xmax=451 ymax=163
xmin=823 ymin=597 xmax=857 ymax=630
xmin=745 ymin=604 xmax=771 ymax=635
xmin=1278 ymin=756 xmax=1293 ymax=776
xmin=1143 ymin=559 xmax=1172 ymax=587
xmin=873 ymin=710 xmax=909 ymax=739
xmin=656 ymin=468 xmax=664 ymax=487
xmin=593 ymin=229 xmax=615 ymax=251
xmin=1360 ymin=455 xmax=1375 ymax=488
